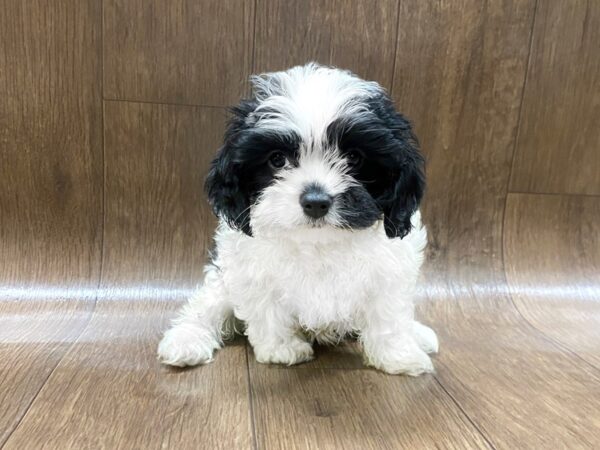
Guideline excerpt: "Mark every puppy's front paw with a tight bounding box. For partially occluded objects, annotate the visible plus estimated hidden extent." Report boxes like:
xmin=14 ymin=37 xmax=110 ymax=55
xmin=157 ymin=325 xmax=218 ymax=367
xmin=253 ymin=339 xmax=314 ymax=366
xmin=365 ymin=342 xmax=434 ymax=376
xmin=413 ymin=321 xmax=439 ymax=354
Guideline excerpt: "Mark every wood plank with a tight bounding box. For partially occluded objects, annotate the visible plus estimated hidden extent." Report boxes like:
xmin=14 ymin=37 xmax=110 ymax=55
xmin=104 ymin=0 xmax=255 ymax=106
xmin=3 ymin=103 xmax=253 ymax=449
xmin=392 ymin=0 xmax=531 ymax=289
xmin=249 ymin=361 xmax=491 ymax=450
xmin=392 ymin=0 xmax=534 ymax=302
xmin=394 ymin=1 xmax=600 ymax=448
xmin=504 ymin=193 xmax=600 ymax=369
xmin=254 ymin=0 xmax=398 ymax=90
xmin=100 ymin=101 xmax=220 ymax=288
xmin=0 ymin=0 xmax=102 ymax=444
xmin=4 ymin=306 xmax=252 ymax=450
xmin=510 ymin=1 xmax=600 ymax=195
xmin=431 ymin=316 xmax=600 ymax=449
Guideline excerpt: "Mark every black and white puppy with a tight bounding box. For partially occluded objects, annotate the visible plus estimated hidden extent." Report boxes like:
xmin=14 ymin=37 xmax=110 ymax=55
xmin=158 ymin=63 xmax=438 ymax=375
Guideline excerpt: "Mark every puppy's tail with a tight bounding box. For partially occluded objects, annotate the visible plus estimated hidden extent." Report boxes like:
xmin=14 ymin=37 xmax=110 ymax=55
xmin=405 ymin=210 xmax=428 ymax=269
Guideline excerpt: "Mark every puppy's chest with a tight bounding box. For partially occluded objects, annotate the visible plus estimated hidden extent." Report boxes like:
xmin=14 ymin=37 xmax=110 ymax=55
xmin=279 ymin=255 xmax=370 ymax=327
xmin=280 ymin=254 xmax=369 ymax=301
xmin=226 ymin=239 xmax=377 ymax=322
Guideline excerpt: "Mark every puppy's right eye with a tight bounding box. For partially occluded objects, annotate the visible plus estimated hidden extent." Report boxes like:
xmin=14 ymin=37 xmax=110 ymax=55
xmin=346 ymin=148 xmax=363 ymax=168
xmin=268 ymin=151 xmax=287 ymax=169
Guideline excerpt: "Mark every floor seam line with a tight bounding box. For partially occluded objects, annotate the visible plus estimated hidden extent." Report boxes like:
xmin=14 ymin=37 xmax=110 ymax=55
xmin=0 ymin=348 xmax=70 ymax=449
xmin=502 ymin=200 xmax=600 ymax=378
xmin=245 ymin=344 xmax=259 ymax=450
xmin=388 ymin=0 xmax=402 ymax=96
xmin=432 ymin=375 xmax=497 ymax=450
xmin=103 ymin=97 xmax=228 ymax=110
xmin=506 ymin=0 xmax=538 ymax=190
xmin=504 ymin=290 xmax=600 ymax=377
xmin=1 ymin=3 xmax=108 ymax=445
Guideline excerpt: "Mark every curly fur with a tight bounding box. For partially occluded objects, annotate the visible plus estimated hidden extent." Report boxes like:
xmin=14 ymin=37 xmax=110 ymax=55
xmin=158 ymin=63 xmax=437 ymax=375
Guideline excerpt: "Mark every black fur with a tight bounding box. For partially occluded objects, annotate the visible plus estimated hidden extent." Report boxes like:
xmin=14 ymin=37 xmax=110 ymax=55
xmin=336 ymin=185 xmax=381 ymax=229
xmin=327 ymin=93 xmax=425 ymax=238
xmin=205 ymin=100 xmax=300 ymax=236
xmin=205 ymin=89 xmax=424 ymax=238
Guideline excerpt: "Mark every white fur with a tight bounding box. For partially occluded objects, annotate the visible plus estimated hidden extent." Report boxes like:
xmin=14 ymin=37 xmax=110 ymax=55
xmin=158 ymin=64 xmax=437 ymax=375
xmin=250 ymin=62 xmax=380 ymax=141
xmin=251 ymin=148 xmax=352 ymax=233
xmin=158 ymin=213 xmax=436 ymax=375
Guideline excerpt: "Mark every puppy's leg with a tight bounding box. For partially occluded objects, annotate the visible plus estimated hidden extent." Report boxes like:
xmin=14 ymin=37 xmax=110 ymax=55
xmin=413 ymin=321 xmax=439 ymax=354
xmin=360 ymin=295 xmax=434 ymax=376
xmin=244 ymin=303 xmax=313 ymax=366
xmin=158 ymin=267 xmax=231 ymax=367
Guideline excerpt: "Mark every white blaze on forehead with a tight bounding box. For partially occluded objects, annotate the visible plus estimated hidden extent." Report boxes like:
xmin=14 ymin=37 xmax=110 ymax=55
xmin=249 ymin=63 xmax=381 ymax=146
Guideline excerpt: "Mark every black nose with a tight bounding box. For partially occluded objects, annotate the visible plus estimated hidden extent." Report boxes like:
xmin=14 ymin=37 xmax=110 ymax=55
xmin=300 ymin=186 xmax=332 ymax=219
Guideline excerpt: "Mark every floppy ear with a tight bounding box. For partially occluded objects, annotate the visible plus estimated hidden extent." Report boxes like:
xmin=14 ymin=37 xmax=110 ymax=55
xmin=380 ymin=143 xmax=425 ymax=238
xmin=205 ymin=146 xmax=252 ymax=236
xmin=374 ymin=97 xmax=425 ymax=239
xmin=204 ymin=100 xmax=258 ymax=236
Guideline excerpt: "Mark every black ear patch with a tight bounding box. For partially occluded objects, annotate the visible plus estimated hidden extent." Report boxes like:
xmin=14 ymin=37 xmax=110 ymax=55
xmin=378 ymin=147 xmax=425 ymax=239
xmin=205 ymin=151 xmax=252 ymax=236
xmin=204 ymin=99 xmax=301 ymax=236
xmin=204 ymin=100 xmax=258 ymax=236
xmin=330 ymin=93 xmax=425 ymax=238
xmin=371 ymin=95 xmax=425 ymax=238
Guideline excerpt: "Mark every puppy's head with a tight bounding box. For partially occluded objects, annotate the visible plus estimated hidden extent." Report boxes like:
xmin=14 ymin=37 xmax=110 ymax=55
xmin=206 ymin=63 xmax=424 ymax=239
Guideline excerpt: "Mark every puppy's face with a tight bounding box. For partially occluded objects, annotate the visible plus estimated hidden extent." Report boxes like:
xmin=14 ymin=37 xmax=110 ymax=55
xmin=206 ymin=64 xmax=424 ymax=239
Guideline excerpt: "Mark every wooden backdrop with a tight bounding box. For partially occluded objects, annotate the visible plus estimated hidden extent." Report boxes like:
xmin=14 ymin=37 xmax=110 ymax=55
xmin=1 ymin=1 xmax=599 ymax=448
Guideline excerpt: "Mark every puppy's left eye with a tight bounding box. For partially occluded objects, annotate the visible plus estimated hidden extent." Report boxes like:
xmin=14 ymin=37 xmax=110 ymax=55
xmin=268 ymin=151 xmax=287 ymax=169
xmin=346 ymin=149 xmax=363 ymax=168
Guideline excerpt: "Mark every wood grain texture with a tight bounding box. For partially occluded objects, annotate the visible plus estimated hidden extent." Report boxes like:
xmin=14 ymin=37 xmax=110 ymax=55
xmin=2 ymin=1 xmax=600 ymax=449
xmin=431 ymin=319 xmax=600 ymax=449
xmin=510 ymin=0 xmax=600 ymax=195
xmin=505 ymin=193 xmax=600 ymax=368
xmin=254 ymin=0 xmax=399 ymax=90
xmin=4 ymin=324 xmax=252 ymax=450
xmin=103 ymin=0 xmax=255 ymax=106
xmin=3 ymin=103 xmax=254 ymax=449
xmin=395 ymin=1 xmax=600 ymax=448
xmin=100 ymin=101 xmax=221 ymax=290
xmin=249 ymin=361 xmax=492 ymax=450
xmin=392 ymin=0 xmax=534 ymax=302
xmin=0 ymin=1 xmax=102 ymax=444
xmin=0 ymin=0 xmax=102 ymax=287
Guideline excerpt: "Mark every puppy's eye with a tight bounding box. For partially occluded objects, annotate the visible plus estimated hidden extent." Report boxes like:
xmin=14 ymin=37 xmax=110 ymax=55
xmin=346 ymin=149 xmax=363 ymax=168
xmin=268 ymin=151 xmax=287 ymax=169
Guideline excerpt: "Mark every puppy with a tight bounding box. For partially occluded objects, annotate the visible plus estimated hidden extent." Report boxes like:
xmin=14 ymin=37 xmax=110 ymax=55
xmin=158 ymin=63 xmax=438 ymax=375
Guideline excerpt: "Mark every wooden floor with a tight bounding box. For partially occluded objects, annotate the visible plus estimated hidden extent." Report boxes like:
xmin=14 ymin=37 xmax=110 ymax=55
xmin=2 ymin=1 xmax=600 ymax=449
